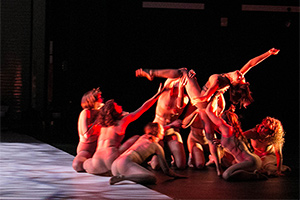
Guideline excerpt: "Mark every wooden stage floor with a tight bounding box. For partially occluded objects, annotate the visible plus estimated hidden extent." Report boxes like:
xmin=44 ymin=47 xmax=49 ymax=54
xmin=0 ymin=131 xmax=299 ymax=199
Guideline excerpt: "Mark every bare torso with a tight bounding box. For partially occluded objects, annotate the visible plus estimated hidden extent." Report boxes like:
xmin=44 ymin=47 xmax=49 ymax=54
xmin=154 ymin=87 xmax=188 ymax=125
xmin=97 ymin=126 xmax=125 ymax=150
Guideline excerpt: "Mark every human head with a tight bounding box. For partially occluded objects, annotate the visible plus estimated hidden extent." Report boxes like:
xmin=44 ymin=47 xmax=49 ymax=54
xmin=227 ymin=70 xmax=246 ymax=86
xmin=81 ymin=87 xmax=103 ymax=109
xmin=228 ymin=104 xmax=236 ymax=112
xmin=229 ymin=82 xmax=253 ymax=109
xmin=257 ymin=117 xmax=285 ymax=145
xmin=144 ymin=122 xmax=164 ymax=141
xmin=96 ymin=99 xmax=123 ymax=127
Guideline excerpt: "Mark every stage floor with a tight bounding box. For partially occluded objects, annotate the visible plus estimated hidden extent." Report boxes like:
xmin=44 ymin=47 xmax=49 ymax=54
xmin=0 ymin=131 xmax=299 ymax=199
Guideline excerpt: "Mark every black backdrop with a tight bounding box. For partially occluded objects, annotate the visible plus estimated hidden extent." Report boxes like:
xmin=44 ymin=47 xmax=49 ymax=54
xmin=46 ymin=1 xmax=299 ymax=158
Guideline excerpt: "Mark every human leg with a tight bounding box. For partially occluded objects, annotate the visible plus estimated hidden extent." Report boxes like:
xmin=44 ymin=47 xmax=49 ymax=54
xmin=199 ymin=110 xmax=223 ymax=176
xmin=187 ymin=133 xmax=206 ymax=169
xmin=72 ymin=150 xmax=92 ymax=172
xmin=135 ymin=68 xmax=185 ymax=80
xmin=73 ymin=141 xmax=97 ymax=172
xmin=83 ymin=148 xmax=119 ymax=175
xmin=222 ymin=159 xmax=266 ymax=181
xmin=167 ymin=138 xmax=186 ymax=169
xmin=110 ymin=158 xmax=157 ymax=185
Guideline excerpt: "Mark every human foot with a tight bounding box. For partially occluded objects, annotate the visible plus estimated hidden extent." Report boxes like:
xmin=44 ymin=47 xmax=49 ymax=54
xmin=109 ymin=175 xmax=125 ymax=185
xmin=135 ymin=68 xmax=153 ymax=81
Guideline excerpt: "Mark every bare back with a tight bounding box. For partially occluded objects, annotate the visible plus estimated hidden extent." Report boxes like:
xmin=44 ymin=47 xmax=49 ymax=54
xmin=97 ymin=126 xmax=125 ymax=150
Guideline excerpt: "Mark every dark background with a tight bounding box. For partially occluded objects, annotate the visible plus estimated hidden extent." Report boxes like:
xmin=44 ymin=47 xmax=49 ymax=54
xmin=1 ymin=1 xmax=299 ymax=166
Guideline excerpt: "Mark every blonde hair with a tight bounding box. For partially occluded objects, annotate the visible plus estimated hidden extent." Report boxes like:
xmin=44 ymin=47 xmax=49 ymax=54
xmin=260 ymin=117 xmax=285 ymax=145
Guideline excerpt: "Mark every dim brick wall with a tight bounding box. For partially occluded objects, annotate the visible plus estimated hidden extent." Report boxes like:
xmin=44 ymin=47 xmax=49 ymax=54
xmin=1 ymin=0 xmax=32 ymax=120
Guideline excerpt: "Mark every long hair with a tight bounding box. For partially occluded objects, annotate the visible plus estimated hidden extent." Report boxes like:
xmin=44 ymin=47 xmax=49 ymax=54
xmin=81 ymin=88 xmax=102 ymax=109
xmin=222 ymin=107 xmax=253 ymax=152
xmin=258 ymin=117 xmax=285 ymax=145
xmin=96 ymin=99 xmax=122 ymax=127
xmin=229 ymin=83 xmax=253 ymax=109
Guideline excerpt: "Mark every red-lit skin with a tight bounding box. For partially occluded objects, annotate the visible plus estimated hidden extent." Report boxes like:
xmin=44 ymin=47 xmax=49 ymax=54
xmin=206 ymin=93 xmax=263 ymax=181
xmin=149 ymin=75 xmax=189 ymax=170
xmin=189 ymin=48 xmax=279 ymax=176
xmin=135 ymin=49 xmax=278 ymax=175
xmin=109 ymin=122 xmax=185 ymax=185
xmin=83 ymin=84 xmax=165 ymax=175
xmin=72 ymin=90 xmax=104 ymax=172
xmin=242 ymin=118 xmax=290 ymax=177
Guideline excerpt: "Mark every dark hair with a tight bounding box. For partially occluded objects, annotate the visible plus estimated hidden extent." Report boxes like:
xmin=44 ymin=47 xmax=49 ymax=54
xmin=229 ymin=83 xmax=253 ymax=109
xmin=96 ymin=99 xmax=122 ymax=127
xmin=81 ymin=88 xmax=102 ymax=109
xmin=222 ymin=109 xmax=253 ymax=152
xmin=144 ymin=122 xmax=162 ymax=137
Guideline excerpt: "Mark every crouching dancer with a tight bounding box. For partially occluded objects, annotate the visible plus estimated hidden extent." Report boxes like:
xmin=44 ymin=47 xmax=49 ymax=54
xmin=110 ymin=122 xmax=186 ymax=185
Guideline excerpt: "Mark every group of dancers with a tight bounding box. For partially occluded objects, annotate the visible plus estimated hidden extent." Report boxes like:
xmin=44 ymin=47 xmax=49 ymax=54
xmin=72 ymin=48 xmax=290 ymax=185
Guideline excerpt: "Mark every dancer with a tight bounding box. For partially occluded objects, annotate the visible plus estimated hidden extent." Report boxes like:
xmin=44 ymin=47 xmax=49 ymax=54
xmin=136 ymin=47 xmax=280 ymax=176
xmin=137 ymin=69 xmax=190 ymax=169
xmin=72 ymin=88 xmax=103 ymax=172
xmin=242 ymin=117 xmax=291 ymax=176
xmin=83 ymin=84 xmax=165 ymax=175
xmin=110 ymin=122 xmax=186 ymax=185
xmin=205 ymin=92 xmax=267 ymax=181
xmin=181 ymin=106 xmax=209 ymax=169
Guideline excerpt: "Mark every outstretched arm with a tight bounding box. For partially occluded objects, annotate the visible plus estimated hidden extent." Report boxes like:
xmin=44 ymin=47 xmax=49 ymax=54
xmin=239 ymin=48 xmax=280 ymax=76
xmin=121 ymin=84 xmax=165 ymax=128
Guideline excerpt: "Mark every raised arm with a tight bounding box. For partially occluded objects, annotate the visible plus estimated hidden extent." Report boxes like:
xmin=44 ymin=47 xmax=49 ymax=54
xmin=239 ymin=48 xmax=280 ymax=76
xmin=121 ymin=84 xmax=165 ymax=128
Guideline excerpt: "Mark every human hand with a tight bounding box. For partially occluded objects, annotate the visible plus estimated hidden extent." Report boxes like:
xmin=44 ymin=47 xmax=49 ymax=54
xmin=169 ymin=119 xmax=182 ymax=129
xmin=188 ymin=69 xmax=196 ymax=78
xmin=268 ymin=48 xmax=280 ymax=55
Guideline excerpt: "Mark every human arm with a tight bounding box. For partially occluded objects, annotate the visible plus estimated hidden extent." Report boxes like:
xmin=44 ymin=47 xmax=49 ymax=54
xmin=198 ymin=75 xmax=220 ymax=102
xmin=78 ymin=110 xmax=90 ymax=138
xmin=242 ymin=128 xmax=258 ymax=139
xmin=163 ymin=119 xmax=182 ymax=131
xmin=239 ymin=48 xmax=280 ymax=76
xmin=121 ymin=84 xmax=165 ymax=129
xmin=217 ymin=93 xmax=226 ymax=115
